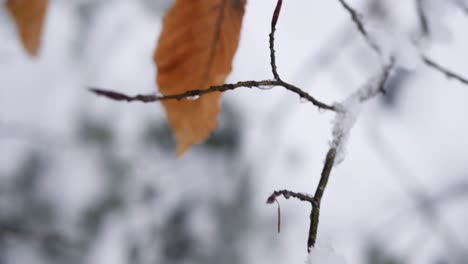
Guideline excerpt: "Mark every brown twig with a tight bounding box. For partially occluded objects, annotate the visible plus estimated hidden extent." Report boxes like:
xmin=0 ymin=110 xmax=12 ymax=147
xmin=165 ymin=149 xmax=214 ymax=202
xmin=90 ymin=79 xmax=336 ymax=111
xmin=307 ymin=148 xmax=337 ymax=251
xmin=276 ymin=199 xmax=281 ymax=233
xmin=264 ymin=0 xmax=394 ymax=252
xmin=266 ymin=190 xmax=316 ymax=235
xmin=306 ymin=57 xmax=394 ymax=252
xmin=89 ymin=0 xmax=336 ymax=112
xmin=270 ymin=0 xmax=283 ymax=80
xmin=266 ymin=190 xmax=315 ymax=205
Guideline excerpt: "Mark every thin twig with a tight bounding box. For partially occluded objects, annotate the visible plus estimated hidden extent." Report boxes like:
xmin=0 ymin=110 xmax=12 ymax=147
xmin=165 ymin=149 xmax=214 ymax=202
xmin=415 ymin=0 xmax=468 ymax=86
xmin=337 ymin=0 xmax=468 ymax=88
xmin=269 ymin=0 xmax=283 ymax=80
xmin=90 ymin=79 xmax=336 ymax=111
xmin=336 ymin=0 xmax=381 ymax=55
xmin=266 ymin=190 xmax=315 ymax=235
xmin=89 ymin=0 xmax=336 ymax=112
xmin=416 ymin=0 xmax=430 ymax=38
xmin=266 ymin=190 xmax=315 ymax=205
xmin=422 ymin=55 xmax=468 ymax=85
xmin=358 ymin=58 xmax=395 ymax=102
xmin=276 ymin=199 xmax=281 ymax=233
xmin=376 ymin=58 xmax=394 ymax=94
xmin=266 ymin=190 xmax=316 ymax=235
xmin=307 ymin=148 xmax=337 ymax=251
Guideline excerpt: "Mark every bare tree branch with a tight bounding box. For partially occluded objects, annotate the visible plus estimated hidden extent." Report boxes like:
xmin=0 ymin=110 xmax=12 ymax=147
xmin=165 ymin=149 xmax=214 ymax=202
xmin=266 ymin=190 xmax=315 ymax=205
xmin=263 ymin=0 xmax=395 ymax=252
xmin=266 ymin=59 xmax=394 ymax=251
xmin=422 ymin=55 xmax=468 ymax=85
xmin=90 ymin=79 xmax=335 ymax=111
xmin=307 ymin=147 xmax=337 ymax=251
xmin=89 ymin=0 xmax=338 ymax=112
xmin=416 ymin=0 xmax=430 ymax=38
xmin=270 ymin=0 xmax=282 ymax=80
xmin=336 ymin=0 xmax=381 ymax=56
xmin=336 ymin=0 xmax=468 ymax=88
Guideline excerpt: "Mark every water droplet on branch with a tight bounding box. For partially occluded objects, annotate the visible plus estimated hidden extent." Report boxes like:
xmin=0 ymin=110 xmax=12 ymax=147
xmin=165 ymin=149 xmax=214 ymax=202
xmin=186 ymin=95 xmax=200 ymax=101
xmin=259 ymin=85 xmax=274 ymax=90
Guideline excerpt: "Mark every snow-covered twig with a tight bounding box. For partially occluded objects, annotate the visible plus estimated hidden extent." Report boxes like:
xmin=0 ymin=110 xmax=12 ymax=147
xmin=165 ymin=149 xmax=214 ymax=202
xmin=331 ymin=60 xmax=394 ymax=165
xmin=307 ymin=60 xmax=394 ymax=251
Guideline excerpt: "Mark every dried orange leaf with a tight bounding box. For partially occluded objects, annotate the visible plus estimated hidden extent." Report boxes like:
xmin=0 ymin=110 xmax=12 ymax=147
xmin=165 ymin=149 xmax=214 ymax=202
xmin=155 ymin=0 xmax=246 ymax=156
xmin=6 ymin=0 xmax=49 ymax=56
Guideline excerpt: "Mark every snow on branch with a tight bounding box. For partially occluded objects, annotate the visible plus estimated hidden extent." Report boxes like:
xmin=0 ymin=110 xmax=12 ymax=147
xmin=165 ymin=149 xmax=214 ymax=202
xmin=331 ymin=60 xmax=394 ymax=165
xmin=264 ymin=0 xmax=395 ymax=253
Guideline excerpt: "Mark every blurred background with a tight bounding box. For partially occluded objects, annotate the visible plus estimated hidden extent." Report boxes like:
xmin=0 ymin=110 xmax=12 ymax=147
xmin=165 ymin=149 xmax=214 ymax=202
xmin=1 ymin=0 xmax=468 ymax=263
